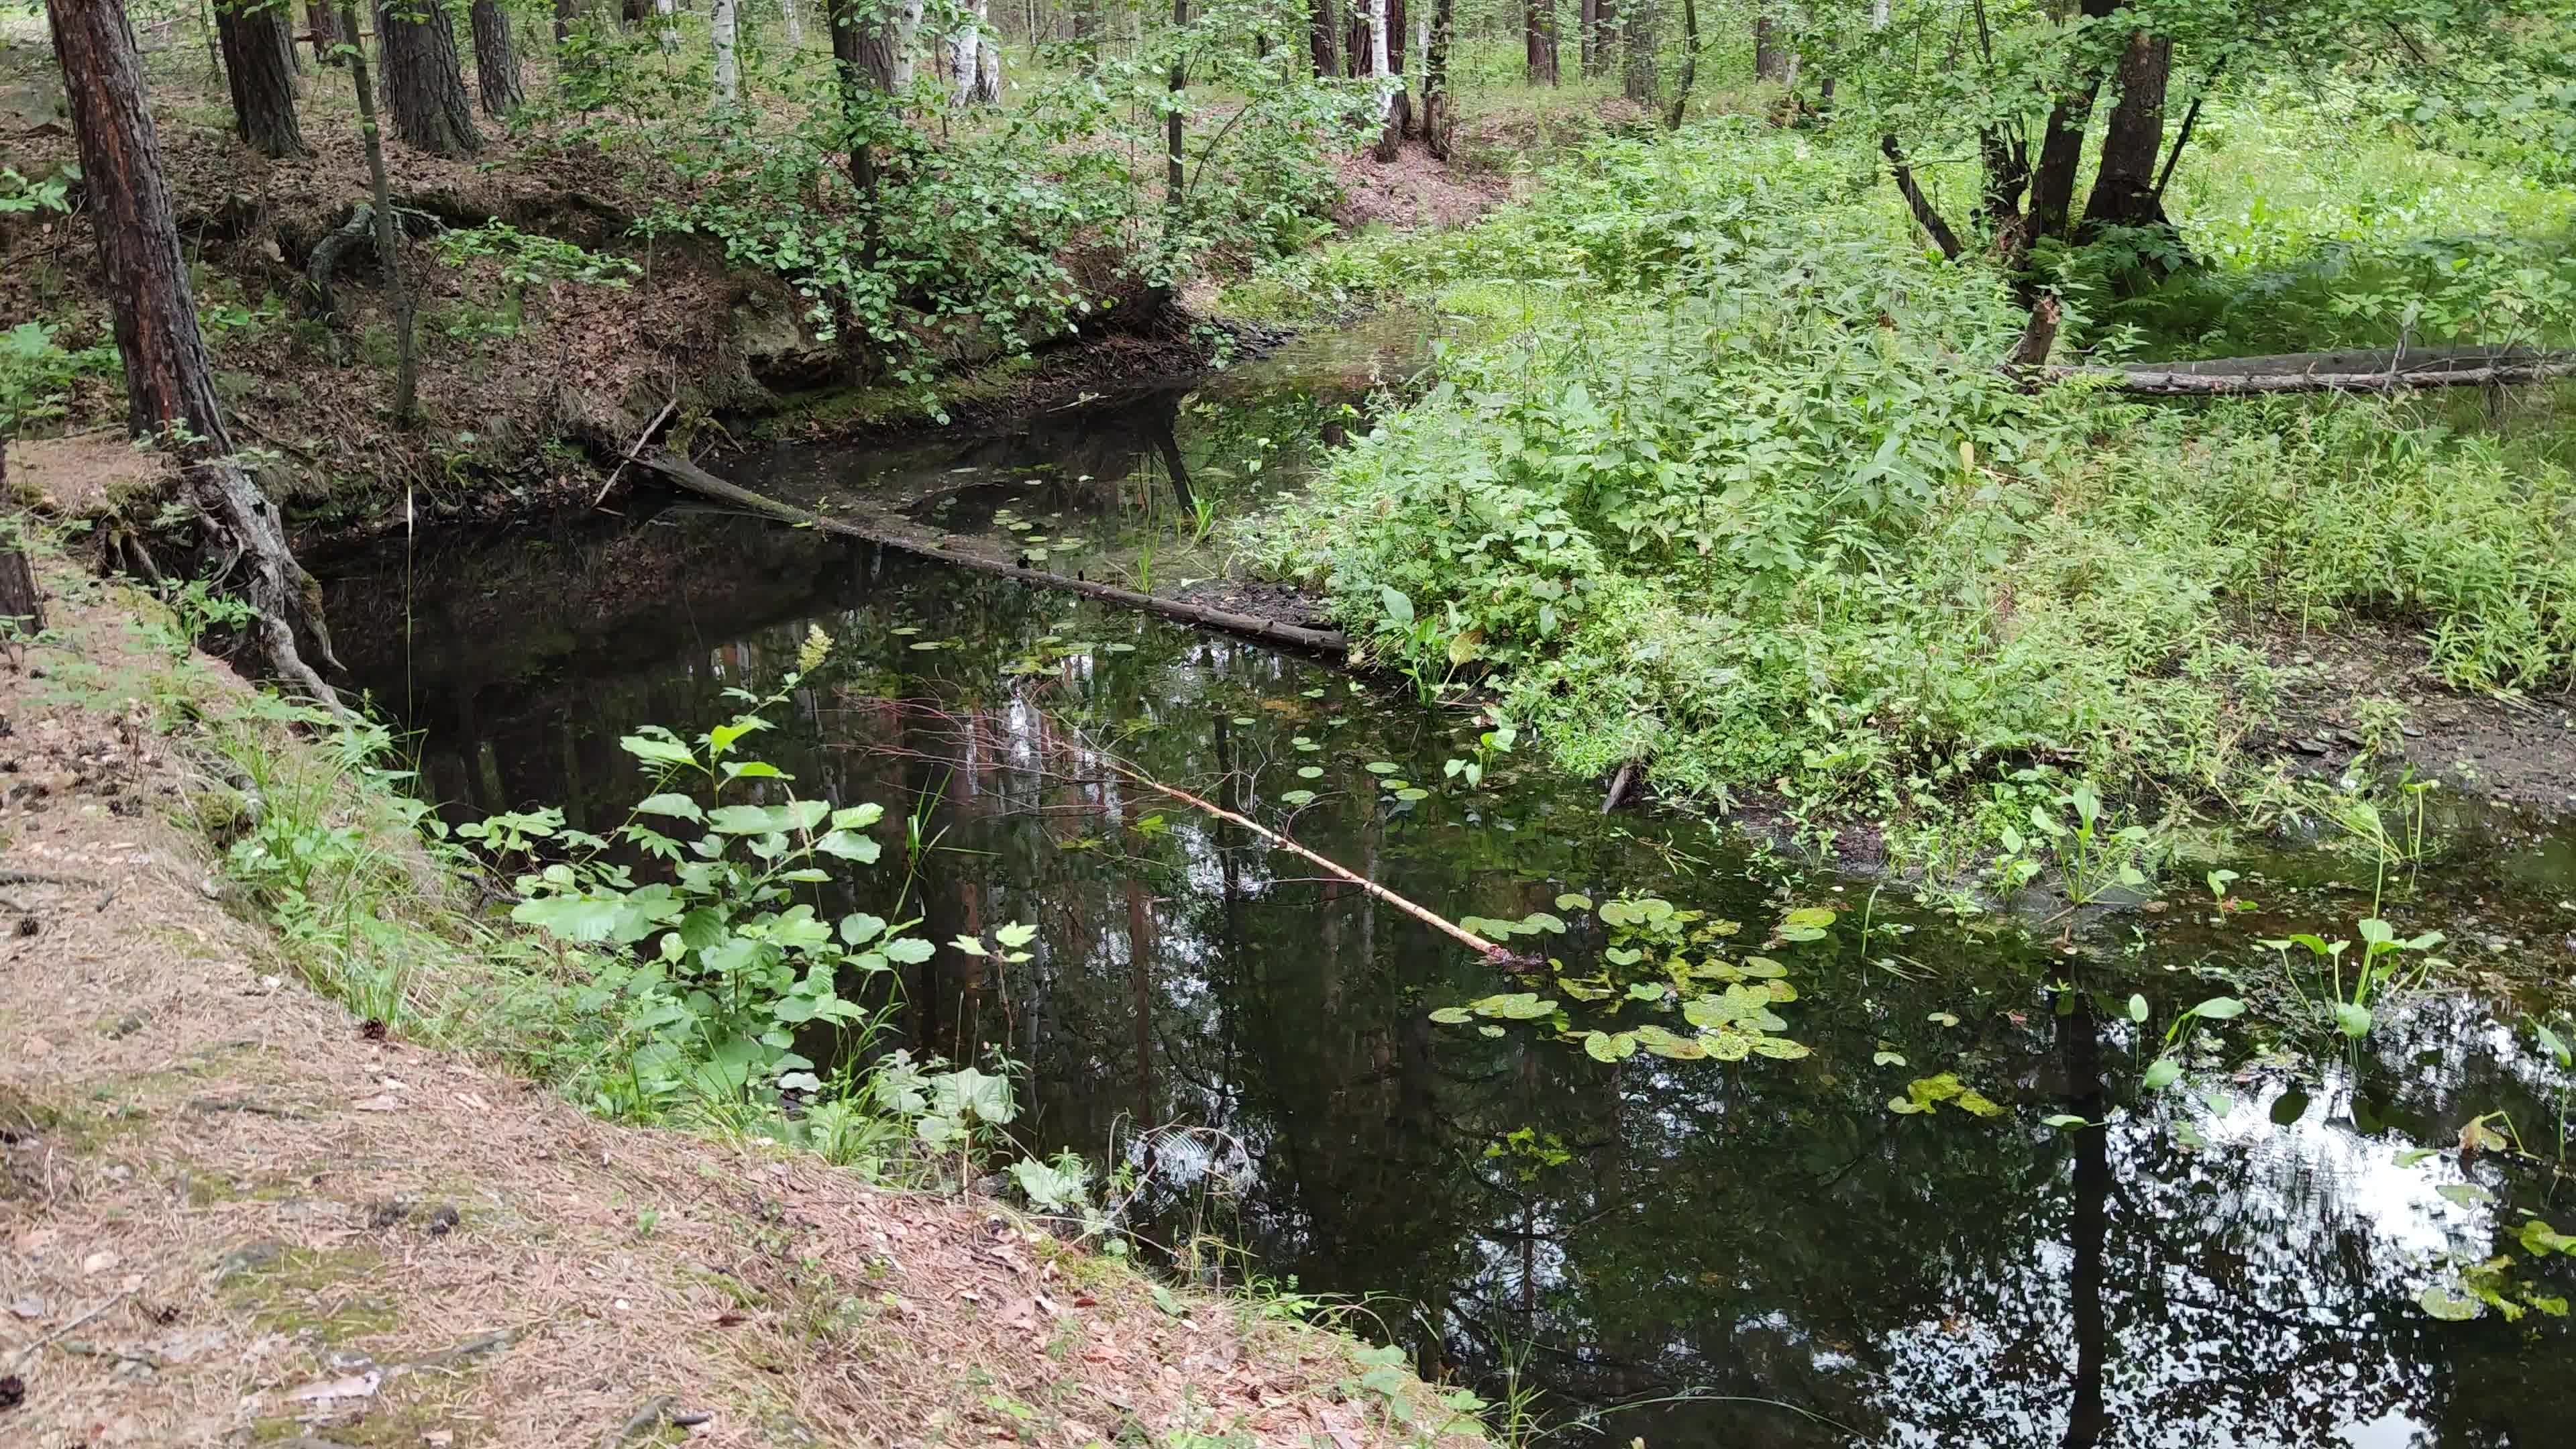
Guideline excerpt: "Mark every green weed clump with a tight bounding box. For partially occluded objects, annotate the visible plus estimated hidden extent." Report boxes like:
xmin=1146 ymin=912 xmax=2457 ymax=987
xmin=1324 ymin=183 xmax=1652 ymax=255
xmin=1250 ymin=119 xmax=2576 ymax=839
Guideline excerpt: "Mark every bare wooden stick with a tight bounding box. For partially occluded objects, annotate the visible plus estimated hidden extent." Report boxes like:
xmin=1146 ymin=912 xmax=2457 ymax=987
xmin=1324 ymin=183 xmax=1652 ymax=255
xmin=1102 ymin=758 xmax=1511 ymax=962
xmin=2043 ymin=345 xmax=2576 ymax=396
xmin=635 ymin=450 xmax=1350 ymax=655
xmin=592 ymin=398 xmax=680 ymax=508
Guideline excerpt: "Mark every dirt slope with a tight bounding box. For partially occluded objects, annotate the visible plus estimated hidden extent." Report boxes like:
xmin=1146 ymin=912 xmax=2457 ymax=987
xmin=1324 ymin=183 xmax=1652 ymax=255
xmin=0 ymin=561 xmax=1475 ymax=1449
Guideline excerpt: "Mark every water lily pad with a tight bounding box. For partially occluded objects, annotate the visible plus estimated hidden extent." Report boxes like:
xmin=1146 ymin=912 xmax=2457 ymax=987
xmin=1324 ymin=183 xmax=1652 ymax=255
xmin=1279 ymin=789 xmax=1317 ymax=806
xmin=1297 ymin=766 xmax=1324 ymax=779
xmin=2417 ymin=1284 xmax=2483 ymax=1321
xmin=2436 ymin=1183 xmax=2495 ymax=1207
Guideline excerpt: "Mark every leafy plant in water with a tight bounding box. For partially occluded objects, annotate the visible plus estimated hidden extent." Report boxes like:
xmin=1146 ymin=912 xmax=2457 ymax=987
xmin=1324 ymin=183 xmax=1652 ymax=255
xmin=2023 ymin=782 xmax=2159 ymax=905
xmin=466 ymin=626 xmax=929 ymax=1116
xmin=1442 ymin=711 xmax=1518 ymax=790
xmin=2265 ymin=918 xmax=2449 ymax=1043
xmin=1431 ymin=895 xmax=1817 ymax=1064
xmin=2138 ymin=994 xmax=2248 ymax=1093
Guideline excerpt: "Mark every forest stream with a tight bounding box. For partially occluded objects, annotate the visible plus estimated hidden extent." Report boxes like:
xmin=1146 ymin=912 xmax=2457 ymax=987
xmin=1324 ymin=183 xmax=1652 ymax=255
xmin=321 ymin=339 xmax=2576 ymax=1448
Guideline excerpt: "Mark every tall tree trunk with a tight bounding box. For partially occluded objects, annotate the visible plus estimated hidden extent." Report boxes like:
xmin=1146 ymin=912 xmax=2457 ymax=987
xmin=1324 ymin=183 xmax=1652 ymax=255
xmin=308 ymin=2 xmax=339 ymax=62
xmin=653 ymin=0 xmax=677 ymax=51
xmin=945 ymin=0 xmax=996 ymax=103
xmin=1619 ymin=0 xmax=1653 ymax=103
xmin=552 ymin=0 xmax=571 ymax=42
xmin=1585 ymin=0 xmax=1613 ymax=77
xmin=1420 ymin=0 xmax=1448 ymax=158
xmin=711 ymin=0 xmax=739 ymax=99
xmin=48 ymin=0 xmax=342 ymax=702
xmin=1523 ymin=0 xmax=1554 ymax=85
xmin=2080 ymin=28 xmax=2171 ymax=231
xmin=830 ymin=0 xmax=917 ymax=268
xmin=1165 ymin=0 xmax=1185 ymax=205
xmin=469 ymin=0 xmax=523 ymax=115
xmin=2022 ymin=0 xmax=2122 ymax=250
xmin=1753 ymin=11 xmax=1784 ymax=79
xmin=1367 ymin=0 xmax=1394 ymax=160
xmin=339 ymin=2 xmax=417 ymax=427
xmin=1577 ymin=0 xmax=1593 ymax=72
xmin=378 ymin=0 xmax=482 ymax=155
xmin=780 ymin=0 xmax=802 ymax=46
xmin=1662 ymin=0 xmax=1692 ymax=128
xmin=217 ymin=2 xmax=309 ymax=156
xmin=1385 ymin=0 xmax=1407 ymax=143
xmin=276 ymin=3 xmax=304 ymax=71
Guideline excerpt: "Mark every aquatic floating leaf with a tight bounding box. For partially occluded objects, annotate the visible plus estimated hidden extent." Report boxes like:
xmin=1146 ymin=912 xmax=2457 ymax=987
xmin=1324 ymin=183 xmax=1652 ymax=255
xmin=1520 ymin=912 xmax=1566 ymax=935
xmin=1736 ymin=957 xmax=1786 ymax=978
xmin=1907 ymin=1073 xmax=1965 ymax=1104
xmin=1750 ymin=1036 xmax=1811 ymax=1060
xmin=1582 ymin=1030 xmax=1638 ymax=1063
xmin=2518 ymin=1218 xmax=2576 ymax=1256
xmin=1701 ymin=1028 xmax=1753 ymax=1062
xmin=1604 ymin=947 xmax=1644 ymax=966
xmin=1279 ymin=789 xmax=1317 ymax=806
xmin=1395 ymin=788 xmax=1430 ymax=802
xmin=1468 ymin=993 xmax=1558 ymax=1021
xmin=890 ymin=625 xmax=920 ymax=636
xmin=2395 ymin=1147 xmax=2440 ymax=1167
xmin=1780 ymin=906 xmax=1837 ymax=930
xmin=2417 ymin=1285 xmax=2483 ymax=1322
xmin=1625 ymin=983 xmax=1666 ymax=1002
xmin=1888 ymin=1097 xmax=1929 ymax=1116
xmin=1363 ymin=761 xmax=1400 ymax=775
xmin=1556 ymin=893 xmax=1593 ymax=912
xmin=1477 ymin=1025 xmax=1505 ymax=1038
xmin=1927 ymin=1011 xmax=1960 ymax=1027
xmin=2437 ymin=1183 xmax=2496 ymax=1207
xmin=1230 ymin=716 xmax=1255 ymax=727
xmin=2141 ymin=1057 xmax=2182 ymax=1090
xmin=1633 ymin=1025 xmax=1707 ymax=1060
xmin=1557 ymin=976 xmax=1613 ymax=1002
xmin=1872 ymin=1050 xmax=1908 ymax=1067
xmin=1765 ymin=979 xmax=1798 ymax=1004
xmin=1297 ymin=766 xmax=1324 ymax=779
xmin=1428 ymin=1008 xmax=1476 ymax=1025
xmin=908 ymin=641 xmax=943 ymax=651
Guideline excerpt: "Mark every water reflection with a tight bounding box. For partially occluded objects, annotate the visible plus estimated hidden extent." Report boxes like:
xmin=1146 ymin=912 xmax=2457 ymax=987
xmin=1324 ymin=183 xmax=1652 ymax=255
xmin=324 ymin=413 xmax=2576 ymax=1448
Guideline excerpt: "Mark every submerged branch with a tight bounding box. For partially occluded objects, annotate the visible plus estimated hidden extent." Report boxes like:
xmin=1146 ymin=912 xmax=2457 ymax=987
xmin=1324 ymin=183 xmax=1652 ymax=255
xmin=631 ymin=450 xmax=1350 ymax=655
xmin=1098 ymin=755 xmax=1516 ymax=964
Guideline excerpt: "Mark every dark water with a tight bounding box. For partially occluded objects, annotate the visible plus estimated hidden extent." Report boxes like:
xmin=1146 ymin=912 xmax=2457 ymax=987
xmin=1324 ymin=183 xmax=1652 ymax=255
xmin=322 ymin=356 xmax=2576 ymax=1446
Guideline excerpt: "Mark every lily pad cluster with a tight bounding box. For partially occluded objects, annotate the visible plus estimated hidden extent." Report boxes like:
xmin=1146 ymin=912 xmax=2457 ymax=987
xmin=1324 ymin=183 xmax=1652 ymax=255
xmin=1430 ymin=894 xmax=1827 ymax=1064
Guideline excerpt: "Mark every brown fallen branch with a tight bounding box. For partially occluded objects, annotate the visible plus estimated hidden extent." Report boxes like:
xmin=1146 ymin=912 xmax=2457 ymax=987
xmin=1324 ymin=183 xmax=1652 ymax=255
xmin=634 ymin=450 xmax=1350 ymax=656
xmin=1101 ymin=757 xmax=1513 ymax=964
xmin=592 ymin=397 xmax=678 ymax=508
xmin=2050 ymin=345 xmax=2576 ymax=396
xmin=1880 ymin=136 xmax=1963 ymax=261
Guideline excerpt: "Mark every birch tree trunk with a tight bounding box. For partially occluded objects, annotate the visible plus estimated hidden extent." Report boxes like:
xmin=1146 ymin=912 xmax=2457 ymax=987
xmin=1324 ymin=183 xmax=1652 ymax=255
xmin=653 ymin=0 xmax=677 ymax=52
xmin=1367 ymin=0 xmax=1395 ymax=160
xmin=711 ymin=0 xmax=738 ymax=97
xmin=780 ymin=0 xmax=802 ymax=46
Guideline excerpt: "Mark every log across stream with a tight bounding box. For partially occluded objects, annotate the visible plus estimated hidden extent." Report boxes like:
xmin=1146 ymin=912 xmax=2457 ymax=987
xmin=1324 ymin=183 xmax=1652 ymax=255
xmin=633 ymin=450 xmax=1351 ymax=657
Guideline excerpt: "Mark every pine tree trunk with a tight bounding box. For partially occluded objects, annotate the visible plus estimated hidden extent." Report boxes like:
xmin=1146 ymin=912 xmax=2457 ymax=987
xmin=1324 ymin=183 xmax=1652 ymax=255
xmin=1753 ymin=11 xmax=1784 ymax=80
xmin=2081 ymin=28 xmax=2172 ymax=231
xmin=1620 ymin=0 xmax=1654 ymax=103
xmin=1524 ymin=0 xmax=1554 ymax=85
xmin=308 ymin=3 xmax=339 ymax=63
xmin=341 ymin=2 xmax=417 ymax=426
xmin=46 ymin=0 xmax=343 ymax=702
xmin=0 ymin=446 xmax=42 ymax=641
xmin=378 ymin=0 xmax=482 ymax=155
xmin=1585 ymin=0 xmax=1612 ymax=78
xmin=1306 ymin=0 xmax=1334 ymax=78
xmin=1663 ymin=0 xmax=1693 ymax=128
xmin=217 ymin=1 xmax=310 ymax=156
xmin=1385 ymin=0 xmax=1407 ymax=139
xmin=469 ymin=0 xmax=523 ymax=114
xmin=830 ymin=0 xmax=918 ymax=268
xmin=1165 ymin=0 xmax=1185 ymax=204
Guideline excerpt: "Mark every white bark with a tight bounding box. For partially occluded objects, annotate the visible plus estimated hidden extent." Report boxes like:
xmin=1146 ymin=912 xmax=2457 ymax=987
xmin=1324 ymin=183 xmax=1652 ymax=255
xmin=712 ymin=0 xmax=737 ymax=97
xmin=1872 ymin=0 xmax=1889 ymax=29
xmin=947 ymin=0 xmax=997 ymax=103
xmin=1369 ymin=0 xmax=1391 ymax=122
xmin=653 ymin=0 xmax=677 ymax=52
xmin=781 ymin=0 xmax=804 ymax=47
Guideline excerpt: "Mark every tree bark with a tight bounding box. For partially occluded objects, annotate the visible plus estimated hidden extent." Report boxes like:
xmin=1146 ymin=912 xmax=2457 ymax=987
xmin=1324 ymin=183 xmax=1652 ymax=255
xmin=378 ymin=0 xmax=481 ymax=156
xmin=653 ymin=0 xmax=676 ymax=51
xmin=830 ymin=0 xmax=917 ymax=268
xmin=1754 ymin=10 xmax=1784 ymax=80
xmin=1620 ymin=0 xmax=1654 ymax=103
xmin=1306 ymin=0 xmax=1336 ymax=78
xmin=1368 ymin=0 xmax=1395 ymax=160
xmin=308 ymin=2 xmax=339 ymax=62
xmin=1166 ymin=0 xmax=1186 ymax=202
xmin=1662 ymin=0 xmax=1693 ymax=128
xmin=1523 ymin=0 xmax=1554 ymax=85
xmin=1419 ymin=0 xmax=1449 ymax=158
xmin=780 ymin=0 xmax=802 ymax=46
xmin=217 ymin=2 xmax=310 ymax=156
xmin=339 ymin=2 xmax=417 ymax=425
xmin=2060 ymin=346 xmax=2576 ymax=396
xmin=2023 ymin=0 xmax=2121 ymax=250
xmin=469 ymin=0 xmax=523 ymax=115
xmin=2080 ymin=28 xmax=2171 ymax=231
xmin=1386 ymin=0 xmax=1407 ymax=140
xmin=48 ymin=0 xmax=343 ymax=702
xmin=711 ymin=0 xmax=739 ymax=99
xmin=1882 ymin=134 xmax=1962 ymax=258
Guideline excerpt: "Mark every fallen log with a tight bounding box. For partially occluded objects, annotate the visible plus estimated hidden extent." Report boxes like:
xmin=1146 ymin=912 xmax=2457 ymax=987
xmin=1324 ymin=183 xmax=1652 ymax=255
xmin=2053 ymin=345 xmax=2576 ymax=396
xmin=631 ymin=449 xmax=1350 ymax=656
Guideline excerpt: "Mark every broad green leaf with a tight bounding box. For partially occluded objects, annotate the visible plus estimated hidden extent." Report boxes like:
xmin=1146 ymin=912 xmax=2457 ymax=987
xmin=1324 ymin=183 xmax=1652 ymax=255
xmin=1379 ymin=585 xmax=1414 ymax=627
xmin=1428 ymin=1007 xmax=1476 ymax=1025
xmin=2142 ymin=1057 xmax=2182 ymax=1090
xmin=619 ymin=730 xmax=696 ymax=769
xmin=2417 ymin=1285 xmax=2483 ymax=1321
xmin=2332 ymin=1002 xmax=2374 ymax=1038
xmin=633 ymin=793 xmax=704 ymax=821
xmin=1582 ymin=1030 xmax=1638 ymax=1063
xmin=815 ymin=829 xmax=881 ymax=863
xmin=2436 ymin=1183 xmax=2495 ymax=1207
xmin=2128 ymin=994 xmax=2149 ymax=1024
xmin=2190 ymin=996 xmax=2245 ymax=1021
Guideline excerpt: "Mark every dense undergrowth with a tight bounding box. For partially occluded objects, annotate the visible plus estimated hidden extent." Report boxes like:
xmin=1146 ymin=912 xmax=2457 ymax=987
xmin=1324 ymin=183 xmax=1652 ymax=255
xmin=1242 ymin=111 xmax=2576 ymax=866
